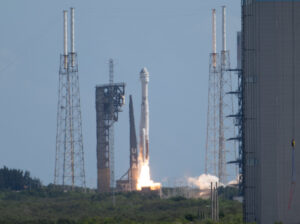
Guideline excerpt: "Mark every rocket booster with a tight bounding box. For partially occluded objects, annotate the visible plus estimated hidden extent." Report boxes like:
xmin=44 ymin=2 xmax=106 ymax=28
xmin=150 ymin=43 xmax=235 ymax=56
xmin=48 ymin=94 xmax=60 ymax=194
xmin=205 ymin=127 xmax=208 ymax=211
xmin=139 ymin=68 xmax=150 ymax=163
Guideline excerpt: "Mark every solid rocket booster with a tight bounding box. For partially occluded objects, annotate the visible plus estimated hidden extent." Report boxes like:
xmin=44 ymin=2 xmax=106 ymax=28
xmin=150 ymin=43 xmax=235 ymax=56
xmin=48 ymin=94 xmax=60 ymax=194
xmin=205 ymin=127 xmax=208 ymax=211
xmin=139 ymin=68 xmax=150 ymax=163
xmin=129 ymin=95 xmax=138 ymax=190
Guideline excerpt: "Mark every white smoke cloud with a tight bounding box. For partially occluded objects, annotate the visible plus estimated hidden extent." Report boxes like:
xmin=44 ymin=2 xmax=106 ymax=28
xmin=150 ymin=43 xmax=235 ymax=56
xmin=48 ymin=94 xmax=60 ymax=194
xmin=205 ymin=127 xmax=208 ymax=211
xmin=227 ymin=175 xmax=240 ymax=186
xmin=188 ymin=174 xmax=240 ymax=190
xmin=187 ymin=174 xmax=221 ymax=190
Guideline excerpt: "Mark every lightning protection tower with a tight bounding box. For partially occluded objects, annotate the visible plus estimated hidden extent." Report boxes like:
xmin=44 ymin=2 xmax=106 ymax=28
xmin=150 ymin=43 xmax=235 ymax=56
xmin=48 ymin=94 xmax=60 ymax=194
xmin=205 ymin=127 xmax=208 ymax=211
xmin=95 ymin=59 xmax=125 ymax=192
xmin=218 ymin=6 xmax=237 ymax=184
xmin=54 ymin=8 xmax=86 ymax=189
xmin=205 ymin=7 xmax=237 ymax=184
xmin=205 ymin=9 xmax=220 ymax=178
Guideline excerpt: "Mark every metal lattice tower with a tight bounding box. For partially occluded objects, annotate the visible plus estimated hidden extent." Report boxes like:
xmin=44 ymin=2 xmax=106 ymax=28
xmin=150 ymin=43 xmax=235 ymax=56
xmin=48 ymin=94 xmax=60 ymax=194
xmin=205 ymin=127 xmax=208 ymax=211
xmin=218 ymin=6 xmax=234 ymax=184
xmin=220 ymin=6 xmax=238 ymax=184
xmin=205 ymin=9 xmax=220 ymax=177
xmin=54 ymin=8 xmax=86 ymax=189
xmin=205 ymin=7 xmax=237 ymax=184
xmin=96 ymin=59 xmax=125 ymax=193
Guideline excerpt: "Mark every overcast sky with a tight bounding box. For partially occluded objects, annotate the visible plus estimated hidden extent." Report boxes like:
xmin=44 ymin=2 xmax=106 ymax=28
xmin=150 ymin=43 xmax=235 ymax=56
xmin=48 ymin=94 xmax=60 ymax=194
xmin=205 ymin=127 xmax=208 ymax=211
xmin=0 ymin=0 xmax=241 ymax=188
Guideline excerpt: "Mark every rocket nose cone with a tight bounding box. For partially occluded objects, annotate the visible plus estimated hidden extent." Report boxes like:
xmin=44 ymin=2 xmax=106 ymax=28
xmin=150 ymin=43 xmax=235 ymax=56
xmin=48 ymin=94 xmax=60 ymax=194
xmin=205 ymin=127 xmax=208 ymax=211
xmin=140 ymin=67 xmax=149 ymax=75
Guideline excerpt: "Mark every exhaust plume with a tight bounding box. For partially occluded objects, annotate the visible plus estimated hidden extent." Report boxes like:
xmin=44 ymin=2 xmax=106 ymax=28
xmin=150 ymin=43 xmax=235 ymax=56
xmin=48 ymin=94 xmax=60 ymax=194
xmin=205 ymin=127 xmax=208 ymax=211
xmin=188 ymin=174 xmax=220 ymax=190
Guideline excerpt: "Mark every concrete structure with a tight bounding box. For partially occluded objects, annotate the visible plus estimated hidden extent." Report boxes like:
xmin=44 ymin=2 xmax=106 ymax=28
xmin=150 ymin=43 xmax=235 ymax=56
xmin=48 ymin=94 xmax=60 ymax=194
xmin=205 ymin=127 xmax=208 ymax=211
xmin=116 ymin=179 xmax=131 ymax=192
xmin=242 ymin=0 xmax=300 ymax=223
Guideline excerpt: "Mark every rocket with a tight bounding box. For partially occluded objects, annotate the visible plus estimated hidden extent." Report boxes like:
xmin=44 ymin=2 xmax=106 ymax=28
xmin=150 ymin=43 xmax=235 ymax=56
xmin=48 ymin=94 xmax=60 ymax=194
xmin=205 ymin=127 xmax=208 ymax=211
xmin=139 ymin=68 xmax=150 ymax=163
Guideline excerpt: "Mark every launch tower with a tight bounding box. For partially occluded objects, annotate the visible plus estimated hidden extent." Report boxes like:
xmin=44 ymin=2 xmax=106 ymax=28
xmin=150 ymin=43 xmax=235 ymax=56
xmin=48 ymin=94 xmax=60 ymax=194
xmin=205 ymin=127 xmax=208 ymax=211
xmin=95 ymin=59 xmax=125 ymax=192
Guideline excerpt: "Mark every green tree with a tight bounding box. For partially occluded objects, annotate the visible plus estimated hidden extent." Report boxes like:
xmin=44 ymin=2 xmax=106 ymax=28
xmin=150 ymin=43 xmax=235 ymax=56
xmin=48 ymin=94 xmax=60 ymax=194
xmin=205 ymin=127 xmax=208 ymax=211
xmin=0 ymin=166 xmax=41 ymax=190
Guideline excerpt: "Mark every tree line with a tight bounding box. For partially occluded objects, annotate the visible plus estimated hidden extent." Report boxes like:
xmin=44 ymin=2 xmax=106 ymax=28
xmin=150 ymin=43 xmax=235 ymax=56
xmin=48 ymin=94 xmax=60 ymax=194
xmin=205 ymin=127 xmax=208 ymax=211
xmin=0 ymin=166 xmax=41 ymax=190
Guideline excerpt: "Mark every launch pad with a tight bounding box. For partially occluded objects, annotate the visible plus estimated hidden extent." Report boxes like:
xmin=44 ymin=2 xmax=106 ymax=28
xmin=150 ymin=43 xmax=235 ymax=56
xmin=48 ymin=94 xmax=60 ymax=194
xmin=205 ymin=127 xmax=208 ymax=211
xmin=96 ymin=66 xmax=160 ymax=193
xmin=115 ymin=68 xmax=161 ymax=193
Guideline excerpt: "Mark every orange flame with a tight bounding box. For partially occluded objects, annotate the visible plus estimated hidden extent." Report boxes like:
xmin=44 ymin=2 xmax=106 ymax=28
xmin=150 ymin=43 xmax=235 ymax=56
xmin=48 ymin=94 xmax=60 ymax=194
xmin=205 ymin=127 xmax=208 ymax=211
xmin=137 ymin=160 xmax=161 ymax=191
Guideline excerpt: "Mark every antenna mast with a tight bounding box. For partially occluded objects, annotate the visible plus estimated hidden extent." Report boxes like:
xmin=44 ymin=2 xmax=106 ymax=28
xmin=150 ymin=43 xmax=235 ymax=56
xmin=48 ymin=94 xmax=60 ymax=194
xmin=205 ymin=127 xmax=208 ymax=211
xmin=212 ymin=9 xmax=217 ymax=68
xmin=109 ymin=59 xmax=114 ymax=84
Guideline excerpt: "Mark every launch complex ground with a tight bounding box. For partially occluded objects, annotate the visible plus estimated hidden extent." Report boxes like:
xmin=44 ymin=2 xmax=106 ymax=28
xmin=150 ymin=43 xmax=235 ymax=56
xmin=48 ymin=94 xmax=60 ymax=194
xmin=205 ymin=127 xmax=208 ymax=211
xmin=55 ymin=6 xmax=238 ymax=197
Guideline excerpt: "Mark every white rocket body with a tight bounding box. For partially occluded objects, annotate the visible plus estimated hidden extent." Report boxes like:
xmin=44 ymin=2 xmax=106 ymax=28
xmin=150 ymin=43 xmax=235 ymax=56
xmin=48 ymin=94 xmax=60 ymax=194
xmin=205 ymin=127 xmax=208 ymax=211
xmin=139 ymin=68 xmax=150 ymax=163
